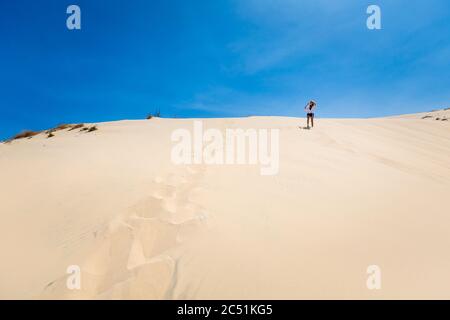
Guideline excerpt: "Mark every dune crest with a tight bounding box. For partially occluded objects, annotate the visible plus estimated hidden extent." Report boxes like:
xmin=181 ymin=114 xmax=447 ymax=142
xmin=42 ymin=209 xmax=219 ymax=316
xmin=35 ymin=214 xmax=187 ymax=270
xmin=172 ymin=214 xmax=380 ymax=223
xmin=0 ymin=112 xmax=449 ymax=299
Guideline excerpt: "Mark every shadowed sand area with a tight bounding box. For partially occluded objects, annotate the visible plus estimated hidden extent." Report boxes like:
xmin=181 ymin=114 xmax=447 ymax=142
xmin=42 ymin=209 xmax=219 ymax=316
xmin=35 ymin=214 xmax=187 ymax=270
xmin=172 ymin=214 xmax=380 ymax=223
xmin=0 ymin=110 xmax=449 ymax=299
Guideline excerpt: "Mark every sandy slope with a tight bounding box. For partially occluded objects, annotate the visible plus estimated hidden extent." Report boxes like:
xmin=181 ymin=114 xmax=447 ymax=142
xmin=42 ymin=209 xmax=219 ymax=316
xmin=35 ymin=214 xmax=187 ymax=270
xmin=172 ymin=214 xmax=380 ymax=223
xmin=0 ymin=111 xmax=449 ymax=299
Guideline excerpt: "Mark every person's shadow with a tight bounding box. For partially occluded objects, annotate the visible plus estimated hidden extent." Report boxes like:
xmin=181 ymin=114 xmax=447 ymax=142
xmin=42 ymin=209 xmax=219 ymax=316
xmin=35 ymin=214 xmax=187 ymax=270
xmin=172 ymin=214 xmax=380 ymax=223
xmin=299 ymin=126 xmax=310 ymax=130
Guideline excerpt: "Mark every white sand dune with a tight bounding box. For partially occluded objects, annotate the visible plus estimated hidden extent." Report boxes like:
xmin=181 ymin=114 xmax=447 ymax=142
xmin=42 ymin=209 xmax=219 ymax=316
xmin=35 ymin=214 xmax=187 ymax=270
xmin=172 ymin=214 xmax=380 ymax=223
xmin=0 ymin=110 xmax=449 ymax=299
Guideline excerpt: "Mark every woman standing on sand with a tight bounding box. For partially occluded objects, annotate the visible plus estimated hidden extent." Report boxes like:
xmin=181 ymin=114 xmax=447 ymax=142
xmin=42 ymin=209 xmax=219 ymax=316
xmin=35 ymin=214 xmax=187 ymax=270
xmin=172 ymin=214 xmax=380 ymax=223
xmin=304 ymin=100 xmax=317 ymax=129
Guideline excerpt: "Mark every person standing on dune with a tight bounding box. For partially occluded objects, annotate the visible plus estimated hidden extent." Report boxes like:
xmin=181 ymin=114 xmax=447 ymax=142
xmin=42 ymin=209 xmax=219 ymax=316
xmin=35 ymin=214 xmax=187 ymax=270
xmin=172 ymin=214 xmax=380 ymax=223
xmin=304 ymin=100 xmax=317 ymax=129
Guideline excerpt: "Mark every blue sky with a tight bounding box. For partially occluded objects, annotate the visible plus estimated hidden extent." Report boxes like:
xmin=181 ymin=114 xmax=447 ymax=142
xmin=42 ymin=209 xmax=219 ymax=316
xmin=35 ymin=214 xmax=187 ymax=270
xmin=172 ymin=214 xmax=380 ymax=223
xmin=0 ymin=0 xmax=449 ymax=139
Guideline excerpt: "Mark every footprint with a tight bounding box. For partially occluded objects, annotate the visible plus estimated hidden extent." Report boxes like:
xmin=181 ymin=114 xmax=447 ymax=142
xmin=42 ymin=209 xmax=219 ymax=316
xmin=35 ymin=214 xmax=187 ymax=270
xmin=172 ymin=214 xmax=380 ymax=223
xmin=169 ymin=202 xmax=204 ymax=224
xmin=162 ymin=197 xmax=178 ymax=214
xmin=127 ymin=238 xmax=147 ymax=270
xmin=152 ymin=184 xmax=176 ymax=200
xmin=133 ymin=220 xmax=179 ymax=259
xmin=130 ymin=196 xmax=166 ymax=219
xmin=176 ymin=217 xmax=206 ymax=242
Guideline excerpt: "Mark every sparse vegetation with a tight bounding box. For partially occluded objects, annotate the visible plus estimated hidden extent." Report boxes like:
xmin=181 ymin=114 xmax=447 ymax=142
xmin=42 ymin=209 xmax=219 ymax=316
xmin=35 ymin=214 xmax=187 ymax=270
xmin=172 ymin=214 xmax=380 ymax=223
xmin=46 ymin=124 xmax=72 ymax=134
xmin=146 ymin=109 xmax=161 ymax=119
xmin=55 ymin=124 xmax=71 ymax=130
xmin=69 ymin=124 xmax=84 ymax=131
xmin=5 ymin=123 xmax=99 ymax=143
xmin=79 ymin=125 xmax=97 ymax=132
xmin=10 ymin=130 xmax=41 ymax=141
xmin=421 ymin=115 xmax=432 ymax=119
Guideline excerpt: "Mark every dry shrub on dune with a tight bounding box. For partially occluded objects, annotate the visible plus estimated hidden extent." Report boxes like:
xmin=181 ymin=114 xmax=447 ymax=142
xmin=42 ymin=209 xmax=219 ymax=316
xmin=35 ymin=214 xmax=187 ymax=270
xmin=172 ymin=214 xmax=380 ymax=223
xmin=4 ymin=123 xmax=98 ymax=143
xmin=47 ymin=123 xmax=86 ymax=136
xmin=69 ymin=124 xmax=84 ymax=131
xmin=79 ymin=125 xmax=98 ymax=133
xmin=46 ymin=124 xmax=72 ymax=134
xmin=2 ymin=130 xmax=41 ymax=143
xmin=146 ymin=109 xmax=161 ymax=119
xmin=11 ymin=130 xmax=41 ymax=140
xmin=55 ymin=124 xmax=72 ymax=130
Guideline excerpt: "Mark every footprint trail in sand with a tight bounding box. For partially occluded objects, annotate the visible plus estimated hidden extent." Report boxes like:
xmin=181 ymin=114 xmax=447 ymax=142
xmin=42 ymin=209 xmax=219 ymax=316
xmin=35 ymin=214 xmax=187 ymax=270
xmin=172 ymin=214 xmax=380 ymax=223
xmin=42 ymin=165 xmax=208 ymax=299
